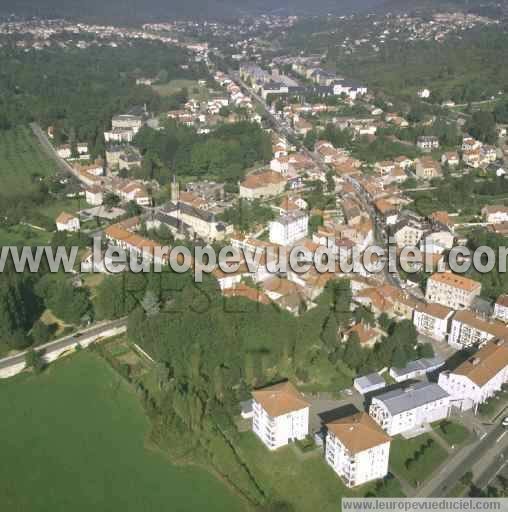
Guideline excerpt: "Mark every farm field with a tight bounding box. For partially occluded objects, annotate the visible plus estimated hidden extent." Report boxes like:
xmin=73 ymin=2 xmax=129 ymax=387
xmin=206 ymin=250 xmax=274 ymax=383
xmin=0 ymin=352 xmax=247 ymax=512
xmin=0 ymin=126 xmax=56 ymax=196
xmin=152 ymin=79 xmax=212 ymax=101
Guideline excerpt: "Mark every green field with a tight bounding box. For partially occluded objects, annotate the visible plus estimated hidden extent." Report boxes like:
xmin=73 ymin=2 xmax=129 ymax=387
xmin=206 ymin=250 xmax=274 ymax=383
xmin=0 ymin=126 xmax=56 ymax=196
xmin=436 ymin=421 xmax=471 ymax=447
xmin=0 ymin=352 xmax=246 ymax=512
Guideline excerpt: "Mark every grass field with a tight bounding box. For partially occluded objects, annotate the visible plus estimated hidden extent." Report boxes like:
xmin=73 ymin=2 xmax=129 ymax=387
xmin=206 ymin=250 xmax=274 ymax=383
xmin=0 ymin=352 xmax=247 ymax=512
xmin=390 ymin=434 xmax=448 ymax=488
xmin=436 ymin=421 xmax=471 ymax=447
xmin=0 ymin=126 xmax=56 ymax=196
xmin=0 ymin=224 xmax=52 ymax=246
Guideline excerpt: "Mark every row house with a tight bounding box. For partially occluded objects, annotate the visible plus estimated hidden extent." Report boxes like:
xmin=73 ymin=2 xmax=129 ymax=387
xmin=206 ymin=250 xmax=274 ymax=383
xmin=413 ymin=302 xmax=454 ymax=342
xmin=448 ymin=310 xmax=508 ymax=349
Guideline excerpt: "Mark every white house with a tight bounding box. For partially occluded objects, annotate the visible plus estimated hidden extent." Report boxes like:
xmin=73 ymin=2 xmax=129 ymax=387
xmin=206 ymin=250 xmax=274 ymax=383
xmin=57 ymin=145 xmax=72 ymax=159
xmin=252 ymin=381 xmax=310 ymax=451
xmin=56 ymin=212 xmax=80 ymax=232
xmin=85 ymin=186 xmax=103 ymax=206
xmin=438 ymin=339 xmax=508 ymax=412
xmin=325 ymin=412 xmax=391 ymax=488
xmin=269 ymin=211 xmax=309 ymax=246
xmin=417 ymin=88 xmax=431 ymax=99
xmin=413 ymin=302 xmax=454 ymax=342
xmin=417 ymin=136 xmax=440 ymax=152
xmin=369 ymin=382 xmax=450 ymax=436
xmin=494 ymin=295 xmax=508 ymax=323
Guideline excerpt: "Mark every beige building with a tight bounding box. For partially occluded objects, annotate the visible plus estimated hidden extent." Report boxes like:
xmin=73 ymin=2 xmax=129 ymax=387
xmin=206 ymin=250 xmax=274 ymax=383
xmin=448 ymin=310 xmax=508 ymax=349
xmin=415 ymin=157 xmax=442 ymax=179
xmin=413 ymin=302 xmax=454 ymax=342
xmin=425 ymin=272 xmax=481 ymax=310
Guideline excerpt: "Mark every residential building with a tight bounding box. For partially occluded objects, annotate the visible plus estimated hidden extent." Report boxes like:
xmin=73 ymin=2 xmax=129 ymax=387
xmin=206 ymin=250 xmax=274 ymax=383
xmin=239 ymin=170 xmax=286 ymax=200
xmin=56 ymin=212 xmax=80 ymax=232
xmin=269 ymin=211 xmax=308 ymax=246
xmin=448 ymin=310 xmax=508 ymax=349
xmin=441 ymin=151 xmax=460 ymax=167
xmin=354 ymin=373 xmax=386 ymax=395
xmin=425 ymin=272 xmax=481 ymax=310
xmin=85 ymin=186 xmax=103 ymax=206
xmin=325 ymin=413 xmax=391 ymax=488
xmin=415 ymin=157 xmax=442 ymax=179
xmin=494 ymin=295 xmax=508 ymax=323
xmin=482 ymin=205 xmax=508 ymax=224
xmin=417 ymin=136 xmax=440 ymax=152
xmin=369 ymin=382 xmax=450 ymax=436
xmin=252 ymin=381 xmax=310 ymax=451
xmin=438 ymin=339 xmax=508 ymax=411
xmin=413 ymin=302 xmax=454 ymax=341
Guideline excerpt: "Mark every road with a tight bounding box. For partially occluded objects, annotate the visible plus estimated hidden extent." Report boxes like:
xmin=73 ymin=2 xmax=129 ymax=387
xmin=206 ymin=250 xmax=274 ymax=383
xmin=417 ymin=420 xmax=508 ymax=497
xmin=0 ymin=317 xmax=127 ymax=374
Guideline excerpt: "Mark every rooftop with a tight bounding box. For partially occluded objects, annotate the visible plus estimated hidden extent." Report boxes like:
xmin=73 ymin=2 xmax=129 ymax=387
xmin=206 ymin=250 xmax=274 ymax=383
xmin=252 ymin=381 xmax=309 ymax=418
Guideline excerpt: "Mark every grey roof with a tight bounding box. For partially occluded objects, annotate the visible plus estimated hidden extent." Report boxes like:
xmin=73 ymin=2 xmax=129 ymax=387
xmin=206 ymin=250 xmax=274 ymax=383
xmin=390 ymin=356 xmax=445 ymax=379
xmin=354 ymin=372 xmax=386 ymax=391
xmin=374 ymin=382 xmax=449 ymax=415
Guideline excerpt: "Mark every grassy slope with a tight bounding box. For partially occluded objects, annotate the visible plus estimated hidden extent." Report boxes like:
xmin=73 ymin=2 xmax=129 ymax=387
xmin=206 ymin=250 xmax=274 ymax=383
xmin=0 ymin=352 xmax=246 ymax=512
xmin=0 ymin=126 xmax=56 ymax=196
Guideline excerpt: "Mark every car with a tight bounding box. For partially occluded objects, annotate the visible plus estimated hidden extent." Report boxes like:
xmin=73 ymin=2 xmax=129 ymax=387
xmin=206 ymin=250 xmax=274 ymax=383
xmin=502 ymin=416 xmax=508 ymax=427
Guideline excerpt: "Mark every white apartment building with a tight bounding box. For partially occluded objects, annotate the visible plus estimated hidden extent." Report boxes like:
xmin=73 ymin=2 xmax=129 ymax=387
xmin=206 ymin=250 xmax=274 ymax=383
xmin=416 ymin=136 xmax=440 ymax=152
xmin=269 ymin=212 xmax=308 ymax=246
xmin=425 ymin=272 xmax=481 ymax=310
xmin=438 ymin=339 xmax=508 ymax=412
xmin=104 ymin=128 xmax=135 ymax=144
xmin=369 ymin=382 xmax=450 ymax=436
xmin=252 ymin=381 xmax=310 ymax=451
xmin=325 ymin=412 xmax=391 ymax=488
xmin=494 ymin=295 xmax=508 ymax=323
xmin=448 ymin=310 xmax=508 ymax=349
xmin=111 ymin=114 xmax=143 ymax=134
xmin=413 ymin=302 xmax=454 ymax=342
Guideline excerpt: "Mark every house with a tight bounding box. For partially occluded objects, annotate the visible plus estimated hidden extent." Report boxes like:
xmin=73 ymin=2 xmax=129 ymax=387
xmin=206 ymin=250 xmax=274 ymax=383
xmin=369 ymin=382 xmax=450 ymax=436
xmin=413 ymin=302 xmax=454 ymax=342
xmin=448 ymin=310 xmax=508 ymax=349
xmin=425 ymin=272 xmax=481 ymax=311
xmin=354 ymin=373 xmax=386 ymax=395
xmin=345 ymin=322 xmax=383 ymax=348
xmin=252 ymin=381 xmax=310 ymax=450
xmin=494 ymin=295 xmax=508 ymax=323
xmin=482 ymin=205 xmax=508 ymax=224
xmin=462 ymin=149 xmax=481 ymax=168
xmin=56 ymin=212 xmax=80 ymax=232
xmin=390 ymin=356 xmax=445 ymax=383
xmin=325 ymin=413 xmax=391 ymax=488
xmin=417 ymin=88 xmax=431 ymax=99
xmin=438 ymin=339 xmax=508 ymax=412
xmin=239 ymin=170 xmax=286 ymax=200
xmin=117 ymin=181 xmax=150 ymax=206
xmin=85 ymin=186 xmax=103 ymax=206
xmin=441 ymin=151 xmax=460 ymax=167
xmin=417 ymin=136 xmax=440 ymax=152
xmin=104 ymin=127 xmax=135 ymax=143
xmin=111 ymin=113 xmax=143 ymax=134
xmin=415 ymin=157 xmax=442 ymax=179
xmin=374 ymin=198 xmax=399 ymax=225
xmin=269 ymin=211 xmax=308 ymax=246
xmin=56 ymin=145 xmax=72 ymax=159
xmin=393 ymin=218 xmax=427 ymax=248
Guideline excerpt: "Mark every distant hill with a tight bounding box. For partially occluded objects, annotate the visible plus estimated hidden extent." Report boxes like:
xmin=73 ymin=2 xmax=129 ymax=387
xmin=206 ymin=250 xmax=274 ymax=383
xmin=0 ymin=0 xmax=386 ymax=23
xmin=377 ymin=0 xmax=504 ymax=16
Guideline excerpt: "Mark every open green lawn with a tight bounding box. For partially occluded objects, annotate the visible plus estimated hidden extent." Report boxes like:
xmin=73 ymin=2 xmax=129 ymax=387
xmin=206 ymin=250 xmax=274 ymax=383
xmin=436 ymin=421 xmax=471 ymax=447
xmin=390 ymin=434 xmax=448 ymax=487
xmin=0 ymin=352 xmax=246 ymax=512
xmin=0 ymin=126 xmax=56 ymax=196
xmin=236 ymin=432 xmax=403 ymax=512
xmin=0 ymin=224 xmax=52 ymax=246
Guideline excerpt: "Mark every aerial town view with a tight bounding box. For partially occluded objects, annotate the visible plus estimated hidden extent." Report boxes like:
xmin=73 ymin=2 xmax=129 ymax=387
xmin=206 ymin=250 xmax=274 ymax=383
xmin=1 ymin=0 xmax=508 ymax=510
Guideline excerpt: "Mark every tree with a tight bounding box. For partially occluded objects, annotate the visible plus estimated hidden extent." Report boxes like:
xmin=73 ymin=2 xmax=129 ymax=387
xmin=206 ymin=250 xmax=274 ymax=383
xmin=126 ymin=200 xmax=142 ymax=217
xmin=30 ymin=320 xmax=54 ymax=345
xmin=466 ymin=111 xmax=496 ymax=144
xmin=343 ymin=332 xmax=365 ymax=372
xmin=25 ymin=348 xmax=45 ymax=374
xmin=418 ymin=342 xmax=434 ymax=358
xmin=104 ymin=193 xmax=120 ymax=210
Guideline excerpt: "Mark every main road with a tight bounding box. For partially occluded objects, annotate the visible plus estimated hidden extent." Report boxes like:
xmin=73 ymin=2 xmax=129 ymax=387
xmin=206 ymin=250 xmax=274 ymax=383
xmin=0 ymin=317 xmax=128 ymax=376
